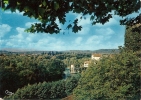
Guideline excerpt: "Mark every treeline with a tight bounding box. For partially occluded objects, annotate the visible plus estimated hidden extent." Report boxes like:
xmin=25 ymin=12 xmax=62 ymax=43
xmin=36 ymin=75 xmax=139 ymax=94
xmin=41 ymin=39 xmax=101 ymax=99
xmin=0 ymin=49 xmax=119 ymax=55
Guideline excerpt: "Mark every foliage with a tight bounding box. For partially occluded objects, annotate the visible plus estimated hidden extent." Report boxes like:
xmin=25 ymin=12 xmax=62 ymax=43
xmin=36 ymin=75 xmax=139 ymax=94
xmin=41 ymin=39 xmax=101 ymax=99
xmin=0 ymin=68 xmax=20 ymax=97
xmin=0 ymin=51 xmax=91 ymax=98
xmin=0 ymin=54 xmax=66 ymax=98
xmin=1 ymin=0 xmax=140 ymax=33
xmin=73 ymin=49 xmax=140 ymax=100
xmin=4 ymin=80 xmax=66 ymax=100
xmin=4 ymin=75 xmax=80 ymax=100
xmin=124 ymin=25 xmax=141 ymax=52
xmin=65 ymin=74 xmax=81 ymax=95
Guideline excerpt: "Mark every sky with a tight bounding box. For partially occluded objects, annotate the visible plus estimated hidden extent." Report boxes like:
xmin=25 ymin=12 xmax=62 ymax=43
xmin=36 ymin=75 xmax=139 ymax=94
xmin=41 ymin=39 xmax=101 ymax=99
xmin=0 ymin=9 xmax=140 ymax=51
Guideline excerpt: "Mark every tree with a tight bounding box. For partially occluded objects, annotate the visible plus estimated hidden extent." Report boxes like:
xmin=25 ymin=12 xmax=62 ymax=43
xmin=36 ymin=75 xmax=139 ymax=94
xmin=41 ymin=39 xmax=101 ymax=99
xmin=1 ymin=0 xmax=140 ymax=34
xmin=65 ymin=74 xmax=81 ymax=95
xmin=73 ymin=49 xmax=140 ymax=100
xmin=124 ymin=25 xmax=141 ymax=52
xmin=46 ymin=59 xmax=66 ymax=81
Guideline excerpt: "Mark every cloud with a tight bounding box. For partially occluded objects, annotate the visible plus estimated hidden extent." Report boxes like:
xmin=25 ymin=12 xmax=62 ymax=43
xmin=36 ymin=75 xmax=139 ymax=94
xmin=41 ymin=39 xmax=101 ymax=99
xmin=77 ymin=16 xmax=91 ymax=26
xmin=1 ymin=10 xmax=126 ymax=51
xmin=75 ymin=37 xmax=83 ymax=44
xmin=3 ymin=25 xmax=122 ymax=50
xmin=86 ymin=35 xmax=103 ymax=44
xmin=83 ymin=35 xmax=123 ymax=50
xmin=0 ymin=24 xmax=11 ymax=37
xmin=95 ymin=28 xmax=115 ymax=36
xmin=10 ymin=27 xmax=28 ymax=40
xmin=27 ymin=36 xmax=65 ymax=51
xmin=25 ymin=22 xmax=40 ymax=27
xmin=76 ymin=15 xmax=91 ymax=35
xmin=3 ymin=27 xmax=66 ymax=50
xmin=77 ymin=27 xmax=90 ymax=35
xmin=25 ymin=22 xmax=34 ymax=27
xmin=70 ymin=37 xmax=120 ymax=50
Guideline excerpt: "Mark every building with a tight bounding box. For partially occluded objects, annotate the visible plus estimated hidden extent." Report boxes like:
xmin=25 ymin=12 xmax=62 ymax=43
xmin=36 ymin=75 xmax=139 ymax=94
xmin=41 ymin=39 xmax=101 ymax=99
xmin=70 ymin=64 xmax=76 ymax=73
xmin=84 ymin=61 xmax=90 ymax=68
xmin=91 ymin=53 xmax=102 ymax=60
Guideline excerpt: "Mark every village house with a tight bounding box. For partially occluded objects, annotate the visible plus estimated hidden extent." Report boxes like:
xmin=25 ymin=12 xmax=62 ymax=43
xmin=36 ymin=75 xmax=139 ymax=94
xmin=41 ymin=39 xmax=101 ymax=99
xmin=84 ymin=53 xmax=103 ymax=68
xmin=70 ymin=64 xmax=81 ymax=73
xmin=69 ymin=53 xmax=111 ymax=74
xmin=91 ymin=53 xmax=102 ymax=60
xmin=84 ymin=61 xmax=90 ymax=68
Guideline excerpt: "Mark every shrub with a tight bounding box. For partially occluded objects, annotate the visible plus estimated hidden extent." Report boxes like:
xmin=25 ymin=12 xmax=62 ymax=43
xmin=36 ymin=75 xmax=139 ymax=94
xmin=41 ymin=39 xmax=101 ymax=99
xmin=4 ymin=80 xmax=66 ymax=100
xmin=4 ymin=75 xmax=80 ymax=100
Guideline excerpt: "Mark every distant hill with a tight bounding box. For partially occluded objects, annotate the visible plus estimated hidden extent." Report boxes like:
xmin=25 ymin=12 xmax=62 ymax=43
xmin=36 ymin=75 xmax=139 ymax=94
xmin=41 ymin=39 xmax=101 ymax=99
xmin=61 ymin=49 xmax=119 ymax=54
xmin=93 ymin=49 xmax=119 ymax=54
xmin=0 ymin=49 xmax=119 ymax=54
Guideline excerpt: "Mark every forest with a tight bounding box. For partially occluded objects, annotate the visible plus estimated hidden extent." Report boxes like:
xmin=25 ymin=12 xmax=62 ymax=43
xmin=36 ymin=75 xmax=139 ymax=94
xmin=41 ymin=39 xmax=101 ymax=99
xmin=0 ymin=49 xmax=93 ymax=99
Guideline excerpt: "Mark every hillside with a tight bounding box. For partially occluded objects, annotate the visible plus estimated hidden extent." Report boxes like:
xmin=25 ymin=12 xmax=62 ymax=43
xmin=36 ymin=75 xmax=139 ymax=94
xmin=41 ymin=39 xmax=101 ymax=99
xmin=0 ymin=49 xmax=119 ymax=54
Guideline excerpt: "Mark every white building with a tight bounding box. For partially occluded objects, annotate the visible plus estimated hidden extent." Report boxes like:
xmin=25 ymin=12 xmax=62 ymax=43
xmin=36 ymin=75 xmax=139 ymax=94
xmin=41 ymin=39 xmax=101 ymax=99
xmin=91 ymin=53 xmax=102 ymax=60
xmin=70 ymin=64 xmax=75 ymax=73
xmin=84 ymin=61 xmax=90 ymax=68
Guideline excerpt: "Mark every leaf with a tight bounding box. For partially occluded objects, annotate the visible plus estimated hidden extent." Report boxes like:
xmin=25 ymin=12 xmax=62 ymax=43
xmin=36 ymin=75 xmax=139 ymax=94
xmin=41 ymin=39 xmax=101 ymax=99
xmin=67 ymin=24 xmax=72 ymax=29
xmin=38 ymin=8 xmax=45 ymax=16
xmin=2 ymin=0 xmax=140 ymax=34
xmin=39 ymin=4 xmax=42 ymax=7
xmin=10 ymin=7 xmax=16 ymax=12
xmin=60 ymin=18 xmax=66 ymax=24
xmin=42 ymin=0 xmax=46 ymax=6
xmin=4 ymin=0 xmax=8 ymax=4
xmin=73 ymin=19 xmax=78 ymax=24
xmin=90 ymin=15 xmax=95 ymax=21
xmin=54 ymin=2 xmax=59 ymax=11
xmin=24 ymin=6 xmax=30 ymax=12
xmin=72 ymin=24 xmax=82 ymax=33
